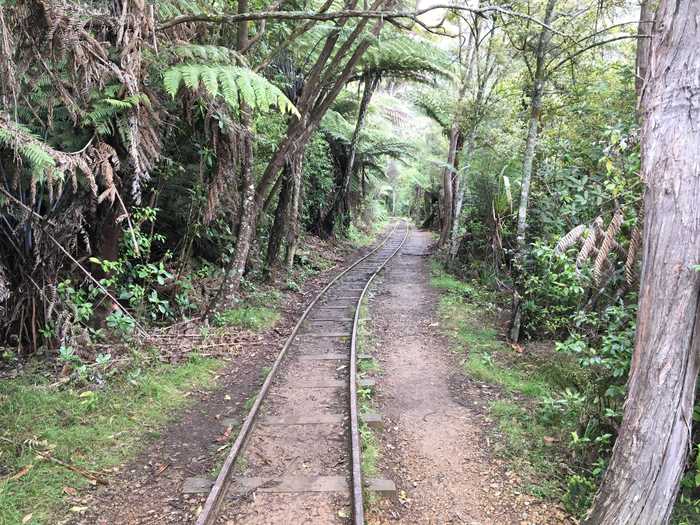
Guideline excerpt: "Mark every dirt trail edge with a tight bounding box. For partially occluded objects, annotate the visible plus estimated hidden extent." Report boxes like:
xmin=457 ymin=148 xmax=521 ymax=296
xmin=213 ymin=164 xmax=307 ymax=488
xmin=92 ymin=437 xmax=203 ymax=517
xmin=366 ymin=230 xmax=570 ymax=525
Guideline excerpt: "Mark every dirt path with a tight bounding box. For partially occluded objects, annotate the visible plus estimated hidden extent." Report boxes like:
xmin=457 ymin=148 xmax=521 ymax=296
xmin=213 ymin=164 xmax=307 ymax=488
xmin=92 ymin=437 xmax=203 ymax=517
xmin=366 ymin=230 xmax=569 ymax=525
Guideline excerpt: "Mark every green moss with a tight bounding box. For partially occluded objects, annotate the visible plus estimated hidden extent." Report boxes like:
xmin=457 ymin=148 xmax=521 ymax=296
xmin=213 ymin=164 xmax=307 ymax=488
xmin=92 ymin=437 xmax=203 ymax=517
xmin=0 ymin=355 xmax=222 ymax=525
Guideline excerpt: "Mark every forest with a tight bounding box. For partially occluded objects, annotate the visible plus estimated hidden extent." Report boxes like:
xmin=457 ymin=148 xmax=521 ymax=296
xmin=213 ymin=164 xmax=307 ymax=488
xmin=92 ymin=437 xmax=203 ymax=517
xmin=0 ymin=0 xmax=698 ymax=524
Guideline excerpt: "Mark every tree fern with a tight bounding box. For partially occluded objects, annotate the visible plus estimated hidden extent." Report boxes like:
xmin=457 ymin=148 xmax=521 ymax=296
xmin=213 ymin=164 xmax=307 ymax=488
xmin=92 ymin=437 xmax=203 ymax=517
xmin=0 ymin=118 xmax=56 ymax=180
xmin=163 ymin=64 xmax=299 ymax=116
xmin=412 ymin=88 xmax=454 ymax=131
xmin=171 ymin=44 xmax=245 ymax=66
xmin=84 ymin=94 xmax=149 ymax=136
xmin=156 ymin=0 xmax=215 ymax=19
xmin=361 ymin=35 xmax=453 ymax=84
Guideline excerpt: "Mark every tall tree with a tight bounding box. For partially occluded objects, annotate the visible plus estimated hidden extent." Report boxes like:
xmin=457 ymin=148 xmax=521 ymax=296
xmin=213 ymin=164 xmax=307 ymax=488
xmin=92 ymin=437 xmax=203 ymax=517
xmin=584 ymin=1 xmax=700 ymax=522
xmin=508 ymin=0 xmax=557 ymax=342
xmin=447 ymin=14 xmax=500 ymax=261
xmin=233 ymin=0 xmax=392 ymax=281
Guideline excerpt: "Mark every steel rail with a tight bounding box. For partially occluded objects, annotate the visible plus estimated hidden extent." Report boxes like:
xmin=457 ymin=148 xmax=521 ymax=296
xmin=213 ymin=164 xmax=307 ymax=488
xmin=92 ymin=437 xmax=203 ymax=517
xmin=195 ymin=220 xmax=406 ymax=525
xmin=349 ymin=220 xmax=410 ymax=525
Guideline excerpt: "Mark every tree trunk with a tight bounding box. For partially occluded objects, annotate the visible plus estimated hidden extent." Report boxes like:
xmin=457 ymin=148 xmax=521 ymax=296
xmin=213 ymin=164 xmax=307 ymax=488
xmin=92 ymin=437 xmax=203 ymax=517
xmin=321 ymin=73 xmax=379 ymax=237
xmin=284 ymin=153 xmax=303 ymax=273
xmin=508 ymin=0 xmax=557 ymax=342
xmin=449 ymin=126 xmax=477 ymax=261
xmin=514 ymin=0 xmax=556 ymax=251
xmin=345 ymin=73 xmax=379 ymax=187
xmin=634 ymin=0 xmax=654 ymax=101
xmin=584 ymin=2 xmax=700 ymax=523
xmin=439 ymin=121 xmax=460 ymax=246
xmin=265 ymin=168 xmax=291 ymax=272
xmin=227 ymin=129 xmax=255 ymax=294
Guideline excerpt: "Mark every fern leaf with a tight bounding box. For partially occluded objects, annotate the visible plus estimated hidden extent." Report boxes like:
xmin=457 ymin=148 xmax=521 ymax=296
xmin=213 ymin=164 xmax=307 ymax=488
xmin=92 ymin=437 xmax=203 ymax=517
xmin=201 ymin=67 xmax=219 ymax=98
xmin=555 ymin=224 xmax=586 ymax=254
xmin=163 ymin=67 xmax=184 ymax=98
xmin=181 ymin=64 xmax=202 ymax=90
xmin=593 ymin=209 xmax=624 ymax=284
xmin=218 ymin=68 xmax=239 ymax=108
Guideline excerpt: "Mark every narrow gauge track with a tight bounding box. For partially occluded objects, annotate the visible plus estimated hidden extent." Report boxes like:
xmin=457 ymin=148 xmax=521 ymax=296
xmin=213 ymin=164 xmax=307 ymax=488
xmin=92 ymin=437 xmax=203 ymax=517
xmin=195 ymin=220 xmax=410 ymax=525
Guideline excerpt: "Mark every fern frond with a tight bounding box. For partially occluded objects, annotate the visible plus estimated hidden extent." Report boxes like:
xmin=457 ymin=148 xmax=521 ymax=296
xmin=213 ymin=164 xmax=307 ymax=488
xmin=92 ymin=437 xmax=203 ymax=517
xmin=171 ymin=44 xmax=246 ymax=66
xmin=201 ymin=67 xmax=219 ymax=98
xmin=625 ymin=213 xmax=643 ymax=285
xmin=555 ymin=224 xmax=586 ymax=254
xmin=163 ymin=64 xmax=299 ymax=116
xmin=361 ymin=35 xmax=453 ymax=84
xmin=576 ymin=216 xmax=603 ymax=269
xmin=593 ymin=209 xmax=624 ymax=284
xmin=164 ymin=68 xmax=184 ymax=98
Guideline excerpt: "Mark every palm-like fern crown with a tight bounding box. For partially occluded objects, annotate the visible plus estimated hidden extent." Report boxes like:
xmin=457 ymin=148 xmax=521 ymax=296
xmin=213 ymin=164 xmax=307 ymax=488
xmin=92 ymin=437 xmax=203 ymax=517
xmin=360 ymin=34 xmax=454 ymax=84
xmin=412 ymin=87 xmax=455 ymax=132
xmin=163 ymin=44 xmax=299 ymax=116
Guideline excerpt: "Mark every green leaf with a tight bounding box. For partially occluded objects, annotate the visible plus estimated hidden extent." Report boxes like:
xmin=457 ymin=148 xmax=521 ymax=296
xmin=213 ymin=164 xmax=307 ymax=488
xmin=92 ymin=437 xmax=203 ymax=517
xmin=201 ymin=67 xmax=219 ymax=98
xmin=163 ymin=68 xmax=184 ymax=98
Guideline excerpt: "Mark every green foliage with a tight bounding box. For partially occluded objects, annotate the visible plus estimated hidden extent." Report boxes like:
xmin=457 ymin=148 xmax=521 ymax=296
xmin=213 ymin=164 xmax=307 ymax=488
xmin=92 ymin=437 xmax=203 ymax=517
xmin=0 ymin=122 xmax=56 ymax=179
xmin=520 ymin=242 xmax=586 ymax=338
xmin=361 ymin=34 xmax=453 ymax=83
xmin=85 ymin=93 xmax=150 ymax=136
xmin=213 ymin=306 xmax=279 ymax=331
xmin=431 ymin=259 xmax=618 ymax=516
xmin=163 ymin=64 xmax=298 ymax=116
xmin=171 ymin=44 xmax=245 ymax=65
xmin=0 ymin=354 xmax=222 ymax=524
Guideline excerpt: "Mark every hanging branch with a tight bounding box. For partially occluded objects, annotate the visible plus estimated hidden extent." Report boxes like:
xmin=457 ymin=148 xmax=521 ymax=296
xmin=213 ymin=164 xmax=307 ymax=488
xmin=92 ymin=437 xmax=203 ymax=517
xmin=158 ymin=5 xmax=566 ymax=37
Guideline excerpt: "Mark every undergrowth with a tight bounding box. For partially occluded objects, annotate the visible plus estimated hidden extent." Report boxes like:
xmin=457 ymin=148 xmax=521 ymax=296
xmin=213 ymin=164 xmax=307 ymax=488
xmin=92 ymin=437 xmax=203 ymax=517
xmin=430 ymin=260 xmax=590 ymax=514
xmin=431 ymin=259 xmax=700 ymax=523
xmin=0 ymin=354 xmax=222 ymax=525
xmin=213 ymin=306 xmax=279 ymax=331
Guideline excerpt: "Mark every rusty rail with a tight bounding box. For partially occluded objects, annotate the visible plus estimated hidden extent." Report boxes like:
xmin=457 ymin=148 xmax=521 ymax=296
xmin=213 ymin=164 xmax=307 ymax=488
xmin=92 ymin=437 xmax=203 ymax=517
xmin=349 ymin=221 xmax=409 ymax=525
xmin=195 ymin=220 xmax=408 ymax=525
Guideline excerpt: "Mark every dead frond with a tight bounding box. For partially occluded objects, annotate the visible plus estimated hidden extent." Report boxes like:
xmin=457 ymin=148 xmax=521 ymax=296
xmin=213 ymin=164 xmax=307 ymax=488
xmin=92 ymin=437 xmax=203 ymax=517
xmin=593 ymin=209 xmax=624 ymax=284
xmin=555 ymin=224 xmax=586 ymax=254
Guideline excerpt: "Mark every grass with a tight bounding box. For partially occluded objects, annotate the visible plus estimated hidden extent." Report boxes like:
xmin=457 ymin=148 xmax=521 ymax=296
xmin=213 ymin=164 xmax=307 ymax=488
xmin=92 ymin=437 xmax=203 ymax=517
xmin=430 ymin=259 xmax=579 ymax=502
xmin=355 ymin=298 xmax=381 ymax=505
xmin=213 ymin=305 xmax=279 ymax=331
xmin=0 ymin=354 xmax=223 ymax=525
xmin=431 ymin=260 xmax=700 ymax=522
xmin=347 ymin=215 xmax=391 ymax=249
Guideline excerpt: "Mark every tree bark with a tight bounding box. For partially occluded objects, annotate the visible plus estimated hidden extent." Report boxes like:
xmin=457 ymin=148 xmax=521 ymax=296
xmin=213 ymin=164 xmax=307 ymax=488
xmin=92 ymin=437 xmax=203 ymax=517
xmin=584 ymin=2 xmax=700 ymax=522
xmin=321 ymin=73 xmax=379 ymax=237
xmin=448 ymin=129 xmax=475 ymax=261
xmin=514 ymin=0 xmax=555 ymax=251
xmin=226 ymin=129 xmax=255 ymax=294
xmin=634 ymin=0 xmax=654 ymax=101
xmin=508 ymin=0 xmax=556 ymax=342
xmin=284 ymin=153 xmax=303 ymax=273
xmin=439 ymin=121 xmax=460 ymax=246
xmin=265 ymin=168 xmax=291 ymax=271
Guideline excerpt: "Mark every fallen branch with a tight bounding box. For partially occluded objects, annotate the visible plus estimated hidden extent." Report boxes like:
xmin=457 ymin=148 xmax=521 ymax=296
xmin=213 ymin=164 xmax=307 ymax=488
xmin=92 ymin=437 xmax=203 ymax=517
xmin=36 ymin=451 xmax=108 ymax=486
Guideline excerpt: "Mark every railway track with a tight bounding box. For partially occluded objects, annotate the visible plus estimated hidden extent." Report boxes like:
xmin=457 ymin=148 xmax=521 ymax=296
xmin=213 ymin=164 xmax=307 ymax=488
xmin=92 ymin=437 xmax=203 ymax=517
xmin=193 ymin=220 xmax=410 ymax=525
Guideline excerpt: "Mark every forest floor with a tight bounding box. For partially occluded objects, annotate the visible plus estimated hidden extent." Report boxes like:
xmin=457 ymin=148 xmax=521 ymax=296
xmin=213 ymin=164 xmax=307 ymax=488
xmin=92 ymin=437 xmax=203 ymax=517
xmin=363 ymin=229 xmax=573 ymax=525
xmin=0 ymin=230 xmax=381 ymax=525
xmin=2 ymin=226 xmax=579 ymax=525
